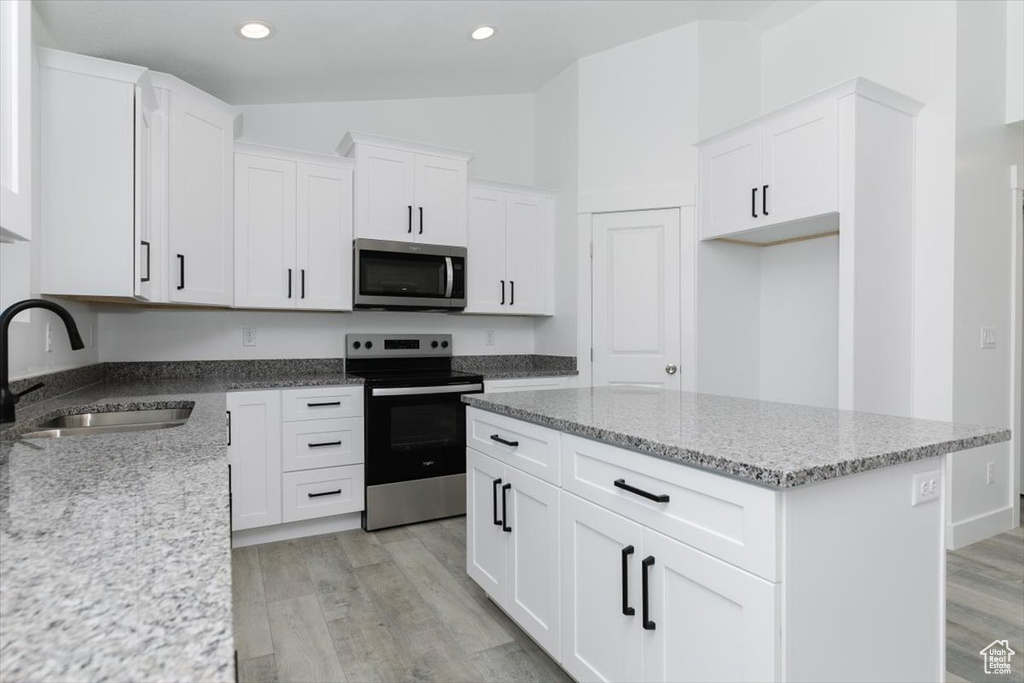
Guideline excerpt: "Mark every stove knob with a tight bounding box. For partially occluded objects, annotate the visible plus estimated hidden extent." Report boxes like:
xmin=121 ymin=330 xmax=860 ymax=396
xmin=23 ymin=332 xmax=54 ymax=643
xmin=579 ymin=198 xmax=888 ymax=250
xmin=352 ymin=341 xmax=361 ymax=350
xmin=431 ymin=341 xmax=439 ymax=348
xmin=366 ymin=341 xmax=373 ymax=349
xmin=441 ymin=340 xmax=449 ymax=349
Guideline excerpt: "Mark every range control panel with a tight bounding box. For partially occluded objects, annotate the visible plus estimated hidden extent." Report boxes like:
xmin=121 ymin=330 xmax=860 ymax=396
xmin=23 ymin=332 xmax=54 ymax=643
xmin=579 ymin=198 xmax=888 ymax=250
xmin=345 ymin=333 xmax=452 ymax=358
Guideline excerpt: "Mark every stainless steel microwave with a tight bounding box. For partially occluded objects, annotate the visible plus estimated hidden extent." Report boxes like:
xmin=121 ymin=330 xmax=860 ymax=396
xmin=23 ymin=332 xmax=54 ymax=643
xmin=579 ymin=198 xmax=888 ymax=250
xmin=353 ymin=239 xmax=467 ymax=310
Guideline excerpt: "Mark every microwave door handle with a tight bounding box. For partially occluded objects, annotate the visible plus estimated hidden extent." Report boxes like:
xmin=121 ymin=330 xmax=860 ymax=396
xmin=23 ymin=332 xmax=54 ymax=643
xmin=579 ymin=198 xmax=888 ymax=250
xmin=445 ymin=256 xmax=454 ymax=298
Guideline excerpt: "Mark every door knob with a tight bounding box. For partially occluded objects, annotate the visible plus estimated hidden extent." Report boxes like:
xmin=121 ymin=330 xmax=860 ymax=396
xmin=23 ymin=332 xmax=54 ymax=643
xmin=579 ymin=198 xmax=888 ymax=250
xmin=665 ymin=364 xmax=677 ymax=375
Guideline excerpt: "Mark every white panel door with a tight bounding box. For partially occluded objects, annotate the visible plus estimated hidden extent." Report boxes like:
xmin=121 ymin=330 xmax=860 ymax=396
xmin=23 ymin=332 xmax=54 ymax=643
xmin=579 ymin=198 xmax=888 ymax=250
xmin=592 ymin=209 xmax=681 ymax=389
xmin=467 ymin=448 xmax=507 ymax=599
xmin=466 ymin=186 xmax=507 ymax=313
xmin=560 ymin=491 xmax=645 ymax=683
xmin=642 ymin=528 xmax=778 ymax=683
xmin=0 ymin=0 xmax=31 ymax=241
xmin=227 ymin=391 xmax=282 ymax=531
xmin=761 ymin=99 xmax=838 ymax=226
xmin=234 ymin=153 xmax=296 ymax=309
xmin=504 ymin=467 xmax=561 ymax=658
xmin=414 ymin=153 xmax=467 ymax=246
xmin=699 ymin=129 xmax=761 ymax=240
xmin=355 ymin=145 xmax=416 ymax=242
xmin=297 ymin=162 xmax=353 ymax=311
xmin=167 ymin=93 xmax=234 ymax=305
xmin=505 ymin=192 xmax=548 ymax=315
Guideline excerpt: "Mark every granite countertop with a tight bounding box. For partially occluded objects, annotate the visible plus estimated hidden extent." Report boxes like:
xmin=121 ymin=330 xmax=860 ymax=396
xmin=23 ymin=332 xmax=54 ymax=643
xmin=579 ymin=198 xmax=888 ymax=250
xmin=0 ymin=373 xmax=360 ymax=682
xmin=480 ymin=369 xmax=579 ymax=380
xmin=463 ymin=387 xmax=1010 ymax=488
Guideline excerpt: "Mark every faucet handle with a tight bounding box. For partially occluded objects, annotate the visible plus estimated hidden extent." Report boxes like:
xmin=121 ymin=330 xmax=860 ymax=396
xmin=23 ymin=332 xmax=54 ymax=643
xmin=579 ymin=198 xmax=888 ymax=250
xmin=15 ymin=382 xmax=45 ymax=401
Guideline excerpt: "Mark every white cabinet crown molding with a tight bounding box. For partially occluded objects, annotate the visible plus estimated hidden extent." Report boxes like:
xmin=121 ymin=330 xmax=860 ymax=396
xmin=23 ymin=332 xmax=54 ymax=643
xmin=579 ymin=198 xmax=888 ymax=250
xmin=149 ymin=70 xmax=242 ymax=138
xmin=36 ymin=47 xmax=147 ymax=84
xmin=235 ymin=140 xmax=354 ymax=169
xmin=469 ymin=177 xmax=559 ymax=198
xmin=336 ymin=130 xmax=476 ymax=161
xmin=694 ymin=77 xmax=924 ymax=149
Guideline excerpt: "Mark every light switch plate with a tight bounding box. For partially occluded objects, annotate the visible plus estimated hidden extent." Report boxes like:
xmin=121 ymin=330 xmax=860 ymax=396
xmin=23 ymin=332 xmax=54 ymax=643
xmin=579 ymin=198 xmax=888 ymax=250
xmin=981 ymin=327 xmax=996 ymax=349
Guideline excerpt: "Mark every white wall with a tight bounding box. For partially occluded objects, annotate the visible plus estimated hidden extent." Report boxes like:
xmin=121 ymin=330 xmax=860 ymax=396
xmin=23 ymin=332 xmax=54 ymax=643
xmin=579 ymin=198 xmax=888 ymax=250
xmin=949 ymin=0 xmax=1023 ymax=538
xmin=238 ymin=94 xmax=536 ymax=186
xmin=577 ymin=23 xmax=699 ymax=199
xmin=0 ymin=7 xmax=99 ymax=381
xmin=97 ymin=307 xmax=534 ymax=362
xmin=533 ymin=63 xmax=579 ymax=357
xmin=1007 ymin=0 xmax=1023 ymax=125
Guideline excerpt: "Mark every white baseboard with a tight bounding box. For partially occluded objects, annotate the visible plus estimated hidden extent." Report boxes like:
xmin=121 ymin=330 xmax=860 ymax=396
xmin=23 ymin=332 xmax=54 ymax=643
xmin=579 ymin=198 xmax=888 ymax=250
xmin=947 ymin=505 xmax=1015 ymax=550
xmin=232 ymin=512 xmax=362 ymax=548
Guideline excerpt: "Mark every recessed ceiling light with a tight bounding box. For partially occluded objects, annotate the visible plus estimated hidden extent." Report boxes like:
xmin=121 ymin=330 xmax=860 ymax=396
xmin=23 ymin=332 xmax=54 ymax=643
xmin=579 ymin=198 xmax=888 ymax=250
xmin=237 ymin=20 xmax=275 ymax=40
xmin=470 ymin=25 xmax=496 ymax=41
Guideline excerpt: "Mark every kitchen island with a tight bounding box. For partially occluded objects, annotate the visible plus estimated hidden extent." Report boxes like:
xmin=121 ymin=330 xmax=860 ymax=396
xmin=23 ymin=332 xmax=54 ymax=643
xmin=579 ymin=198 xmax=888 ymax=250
xmin=463 ymin=387 xmax=1010 ymax=682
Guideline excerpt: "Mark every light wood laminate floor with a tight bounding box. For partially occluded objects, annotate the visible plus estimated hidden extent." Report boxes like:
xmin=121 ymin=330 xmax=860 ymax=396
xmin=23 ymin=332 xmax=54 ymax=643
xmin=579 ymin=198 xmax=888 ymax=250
xmin=234 ymin=509 xmax=1024 ymax=683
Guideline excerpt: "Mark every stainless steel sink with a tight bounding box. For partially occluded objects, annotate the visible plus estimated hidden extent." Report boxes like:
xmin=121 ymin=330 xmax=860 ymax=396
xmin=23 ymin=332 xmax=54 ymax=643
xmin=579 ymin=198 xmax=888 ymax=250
xmin=22 ymin=407 xmax=193 ymax=438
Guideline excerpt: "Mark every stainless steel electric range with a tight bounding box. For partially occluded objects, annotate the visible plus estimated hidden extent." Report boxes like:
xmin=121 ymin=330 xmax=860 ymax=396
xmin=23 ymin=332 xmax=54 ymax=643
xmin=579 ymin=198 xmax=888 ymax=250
xmin=346 ymin=333 xmax=483 ymax=531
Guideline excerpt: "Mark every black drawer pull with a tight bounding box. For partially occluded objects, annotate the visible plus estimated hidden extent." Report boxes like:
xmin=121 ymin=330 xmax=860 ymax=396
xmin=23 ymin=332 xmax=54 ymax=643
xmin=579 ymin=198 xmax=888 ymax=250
xmin=642 ymin=555 xmax=656 ymax=630
xmin=751 ymin=187 xmax=758 ymax=218
xmin=492 ymin=478 xmax=503 ymax=526
xmin=308 ymin=489 xmax=342 ymax=498
xmin=621 ymin=545 xmax=635 ymax=616
xmin=762 ymin=184 xmax=769 ymax=216
xmin=501 ymin=483 xmax=512 ymax=533
xmin=614 ymin=479 xmax=670 ymax=503
xmin=308 ymin=440 xmax=342 ymax=449
xmin=490 ymin=434 xmax=519 ymax=448
xmin=176 ymin=254 xmax=185 ymax=290
xmin=307 ymin=401 xmax=341 ymax=408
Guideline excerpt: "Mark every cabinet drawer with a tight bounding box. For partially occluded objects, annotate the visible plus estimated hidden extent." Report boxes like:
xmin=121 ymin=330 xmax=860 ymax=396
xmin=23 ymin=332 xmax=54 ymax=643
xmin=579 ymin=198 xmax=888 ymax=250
xmin=560 ymin=434 xmax=779 ymax=580
xmin=467 ymin=408 xmax=560 ymax=485
xmin=282 ymin=465 xmax=365 ymax=522
xmin=282 ymin=417 xmax=364 ymax=472
xmin=282 ymin=386 xmax=362 ymax=421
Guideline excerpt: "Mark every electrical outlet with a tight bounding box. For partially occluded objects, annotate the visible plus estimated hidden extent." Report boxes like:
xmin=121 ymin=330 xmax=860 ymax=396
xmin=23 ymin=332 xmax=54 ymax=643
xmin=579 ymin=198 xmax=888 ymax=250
xmin=45 ymin=323 xmax=53 ymax=353
xmin=981 ymin=327 xmax=996 ymax=349
xmin=986 ymin=462 xmax=995 ymax=484
xmin=911 ymin=470 xmax=941 ymax=506
xmin=485 ymin=330 xmax=495 ymax=346
xmin=242 ymin=327 xmax=257 ymax=347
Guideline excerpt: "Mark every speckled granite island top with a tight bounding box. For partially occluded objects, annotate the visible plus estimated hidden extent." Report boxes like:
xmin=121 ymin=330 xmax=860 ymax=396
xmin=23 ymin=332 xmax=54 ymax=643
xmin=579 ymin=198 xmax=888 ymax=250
xmin=0 ymin=373 xmax=360 ymax=683
xmin=463 ymin=387 xmax=1010 ymax=488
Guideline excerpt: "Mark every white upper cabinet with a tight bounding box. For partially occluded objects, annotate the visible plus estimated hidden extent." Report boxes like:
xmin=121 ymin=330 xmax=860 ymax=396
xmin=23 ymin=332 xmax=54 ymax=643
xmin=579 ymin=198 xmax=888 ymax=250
xmin=338 ymin=131 xmax=473 ymax=247
xmin=38 ymin=49 xmax=157 ymax=299
xmin=466 ymin=180 xmax=555 ymax=316
xmin=158 ymin=72 xmax=240 ymax=306
xmin=234 ymin=142 xmax=353 ymax=311
xmin=698 ymin=88 xmax=843 ymax=244
xmin=0 ymin=0 xmax=31 ymax=242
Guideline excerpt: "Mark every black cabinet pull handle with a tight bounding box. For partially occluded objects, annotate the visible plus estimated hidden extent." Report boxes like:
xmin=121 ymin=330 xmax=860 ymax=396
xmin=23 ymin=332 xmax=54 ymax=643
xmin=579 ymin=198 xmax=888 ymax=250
xmin=177 ymin=254 xmax=185 ymax=290
xmin=308 ymin=489 xmax=342 ymax=498
xmin=490 ymin=434 xmax=519 ymax=448
xmin=307 ymin=401 xmax=341 ymax=408
xmin=308 ymin=440 xmax=342 ymax=449
xmin=622 ymin=545 xmax=636 ymax=616
xmin=407 ymin=205 xmax=413 ymax=233
xmin=500 ymin=280 xmax=505 ymax=305
xmin=287 ymin=268 xmax=293 ymax=298
xmin=140 ymin=240 xmax=151 ymax=282
xmin=762 ymin=184 xmax=769 ymax=216
xmin=510 ymin=280 xmax=515 ymax=306
xmin=614 ymin=478 xmax=670 ymax=503
xmin=301 ymin=269 xmax=306 ymax=299
xmin=492 ymin=478 xmax=503 ymax=526
xmin=752 ymin=187 xmax=758 ymax=218
xmin=419 ymin=206 xmax=423 ymax=234
xmin=642 ymin=555 xmax=656 ymax=630
xmin=501 ymin=483 xmax=512 ymax=533
xmin=226 ymin=410 xmax=232 ymax=446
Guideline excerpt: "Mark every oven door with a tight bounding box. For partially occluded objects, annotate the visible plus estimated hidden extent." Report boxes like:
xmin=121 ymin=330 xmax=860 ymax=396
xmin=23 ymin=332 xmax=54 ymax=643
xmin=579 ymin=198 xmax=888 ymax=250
xmin=365 ymin=383 xmax=483 ymax=485
xmin=354 ymin=239 xmax=467 ymax=309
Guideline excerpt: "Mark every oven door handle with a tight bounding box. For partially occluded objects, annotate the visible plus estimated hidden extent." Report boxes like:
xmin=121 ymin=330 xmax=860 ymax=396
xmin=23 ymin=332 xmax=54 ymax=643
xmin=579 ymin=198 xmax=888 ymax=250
xmin=444 ymin=256 xmax=454 ymax=298
xmin=371 ymin=383 xmax=483 ymax=397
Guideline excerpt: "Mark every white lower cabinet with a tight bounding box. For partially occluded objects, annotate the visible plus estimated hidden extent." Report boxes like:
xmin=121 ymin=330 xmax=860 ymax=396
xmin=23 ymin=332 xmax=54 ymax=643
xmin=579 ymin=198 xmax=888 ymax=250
xmin=466 ymin=448 xmax=561 ymax=658
xmin=482 ymin=376 xmax=575 ymax=394
xmin=229 ymin=385 xmax=364 ymax=536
